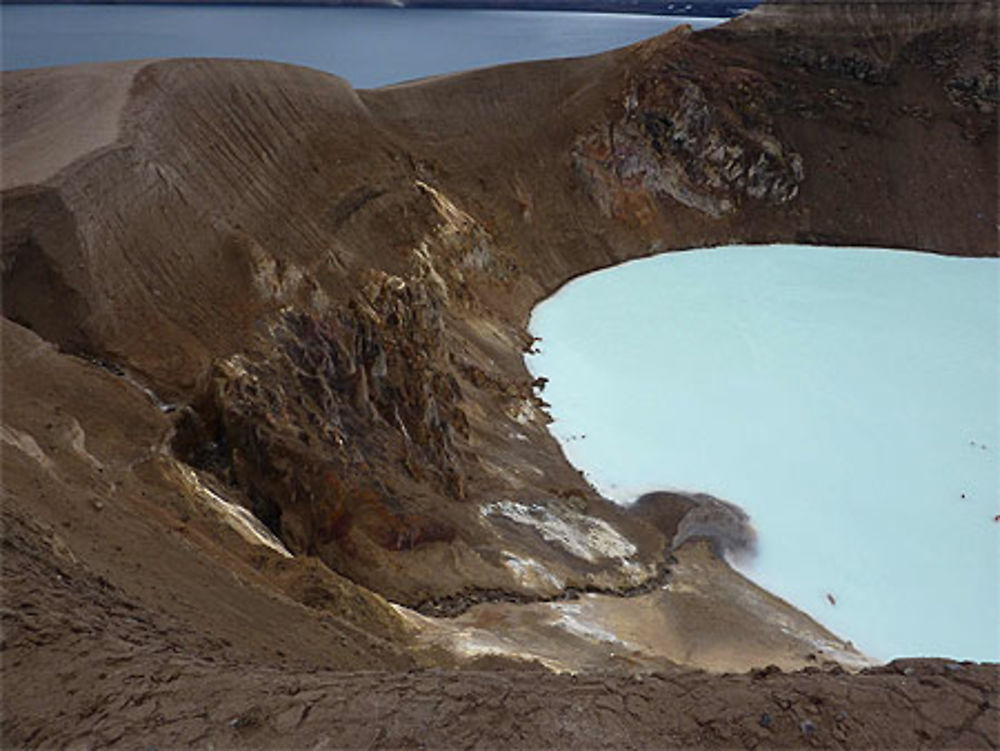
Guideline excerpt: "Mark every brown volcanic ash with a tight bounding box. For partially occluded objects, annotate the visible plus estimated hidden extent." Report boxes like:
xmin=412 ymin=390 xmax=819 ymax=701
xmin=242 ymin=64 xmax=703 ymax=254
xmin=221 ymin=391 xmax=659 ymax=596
xmin=1 ymin=0 xmax=998 ymax=747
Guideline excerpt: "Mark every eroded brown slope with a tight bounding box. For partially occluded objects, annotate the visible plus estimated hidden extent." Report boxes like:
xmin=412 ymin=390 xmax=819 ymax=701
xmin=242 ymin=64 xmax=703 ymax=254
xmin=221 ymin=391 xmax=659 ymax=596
xmin=3 ymin=56 xmax=669 ymax=609
xmin=1 ymin=319 xmax=417 ymax=663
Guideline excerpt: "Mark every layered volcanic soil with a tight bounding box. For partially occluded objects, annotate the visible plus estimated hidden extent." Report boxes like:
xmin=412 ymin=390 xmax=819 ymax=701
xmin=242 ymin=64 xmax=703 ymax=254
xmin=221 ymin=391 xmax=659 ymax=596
xmin=2 ymin=0 xmax=998 ymax=747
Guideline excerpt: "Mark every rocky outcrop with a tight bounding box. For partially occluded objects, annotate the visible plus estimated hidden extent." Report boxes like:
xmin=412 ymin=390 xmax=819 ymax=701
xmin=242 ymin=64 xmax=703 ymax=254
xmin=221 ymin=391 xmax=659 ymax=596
xmin=573 ymin=57 xmax=805 ymax=219
xmin=731 ymin=0 xmax=999 ymax=124
xmin=178 ymin=257 xmax=471 ymax=590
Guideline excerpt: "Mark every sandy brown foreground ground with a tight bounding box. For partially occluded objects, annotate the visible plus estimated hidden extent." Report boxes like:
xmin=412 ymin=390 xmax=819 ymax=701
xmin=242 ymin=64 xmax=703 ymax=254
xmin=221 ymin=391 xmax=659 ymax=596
xmin=4 ymin=500 xmax=997 ymax=748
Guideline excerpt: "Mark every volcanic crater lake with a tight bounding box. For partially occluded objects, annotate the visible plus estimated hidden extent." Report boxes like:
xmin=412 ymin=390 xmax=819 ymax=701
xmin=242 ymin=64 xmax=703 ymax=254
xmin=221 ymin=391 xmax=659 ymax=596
xmin=527 ymin=244 xmax=1000 ymax=662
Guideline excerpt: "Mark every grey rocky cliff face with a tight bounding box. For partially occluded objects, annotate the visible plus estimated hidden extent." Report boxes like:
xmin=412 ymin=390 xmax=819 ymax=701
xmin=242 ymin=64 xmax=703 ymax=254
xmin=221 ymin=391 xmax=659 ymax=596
xmin=573 ymin=69 xmax=804 ymax=220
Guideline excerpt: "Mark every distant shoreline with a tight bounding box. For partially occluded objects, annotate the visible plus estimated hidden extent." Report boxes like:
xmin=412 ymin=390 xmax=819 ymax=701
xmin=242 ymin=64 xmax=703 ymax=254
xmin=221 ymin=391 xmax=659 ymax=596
xmin=1 ymin=0 xmax=756 ymax=18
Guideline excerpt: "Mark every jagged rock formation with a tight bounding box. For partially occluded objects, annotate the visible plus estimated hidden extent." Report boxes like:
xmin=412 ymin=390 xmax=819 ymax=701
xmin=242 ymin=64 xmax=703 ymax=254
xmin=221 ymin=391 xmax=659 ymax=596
xmin=2 ymin=0 xmax=997 ymax=746
xmin=574 ymin=34 xmax=806 ymax=219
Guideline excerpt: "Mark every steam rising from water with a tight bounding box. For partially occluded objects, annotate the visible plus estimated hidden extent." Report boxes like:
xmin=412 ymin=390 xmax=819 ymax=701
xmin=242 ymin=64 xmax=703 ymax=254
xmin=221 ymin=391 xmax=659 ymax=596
xmin=671 ymin=494 xmax=759 ymax=564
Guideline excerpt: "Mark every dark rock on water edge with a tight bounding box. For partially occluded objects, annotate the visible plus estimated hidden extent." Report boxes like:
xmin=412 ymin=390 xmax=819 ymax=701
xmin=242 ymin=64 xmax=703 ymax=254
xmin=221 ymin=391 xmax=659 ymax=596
xmin=632 ymin=490 xmax=759 ymax=562
xmin=1 ymin=0 xmax=997 ymax=746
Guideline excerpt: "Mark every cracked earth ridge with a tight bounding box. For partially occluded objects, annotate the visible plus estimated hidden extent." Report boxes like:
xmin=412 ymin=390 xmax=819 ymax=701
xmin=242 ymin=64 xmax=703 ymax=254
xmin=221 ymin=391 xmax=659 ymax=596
xmin=3 ymin=506 xmax=997 ymax=749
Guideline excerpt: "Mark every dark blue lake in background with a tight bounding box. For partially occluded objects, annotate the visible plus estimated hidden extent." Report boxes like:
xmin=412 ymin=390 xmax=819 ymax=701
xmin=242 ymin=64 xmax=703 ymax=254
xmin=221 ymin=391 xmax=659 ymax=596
xmin=1 ymin=5 xmax=718 ymax=87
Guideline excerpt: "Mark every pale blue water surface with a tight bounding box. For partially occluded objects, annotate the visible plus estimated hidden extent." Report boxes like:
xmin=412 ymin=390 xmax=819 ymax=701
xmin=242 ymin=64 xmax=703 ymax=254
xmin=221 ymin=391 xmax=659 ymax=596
xmin=1 ymin=5 xmax=716 ymax=87
xmin=527 ymin=245 xmax=1000 ymax=662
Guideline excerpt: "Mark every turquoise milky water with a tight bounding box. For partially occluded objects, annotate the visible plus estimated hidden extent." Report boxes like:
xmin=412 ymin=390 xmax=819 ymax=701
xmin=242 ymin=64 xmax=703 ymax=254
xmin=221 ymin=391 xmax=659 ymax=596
xmin=527 ymin=245 xmax=1000 ymax=662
